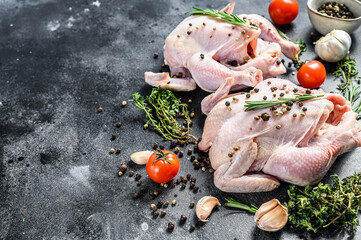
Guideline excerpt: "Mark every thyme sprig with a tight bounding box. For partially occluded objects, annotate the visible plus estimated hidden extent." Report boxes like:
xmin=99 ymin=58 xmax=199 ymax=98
xmin=244 ymin=94 xmax=324 ymax=111
xmin=131 ymin=87 xmax=197 ymax=143
xmin=334 ymin=58 xmax=361 ymax=115
xmin=224 ymin=197 xmax=258 ymax=214
xmin=287 ymin=173 xmax=361 ymax=233
xmin=276 ymin=27 xmax=290 ymax=41
xmin=294 ymin=40 xmax=307 ymax=66
xmin=185 ymin=7 xmax=258 ymax=29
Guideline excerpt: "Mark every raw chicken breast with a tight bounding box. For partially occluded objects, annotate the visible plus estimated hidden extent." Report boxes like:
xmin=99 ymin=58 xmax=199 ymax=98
xmin=145 ymin=2 xmax=300 ymax=92
xmin=198 ymin=78 xmax=361 ymax=193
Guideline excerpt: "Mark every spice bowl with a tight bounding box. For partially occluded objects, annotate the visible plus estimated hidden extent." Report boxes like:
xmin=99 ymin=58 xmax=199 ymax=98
xmin=307 ymin=0 xmax=361 ymax=35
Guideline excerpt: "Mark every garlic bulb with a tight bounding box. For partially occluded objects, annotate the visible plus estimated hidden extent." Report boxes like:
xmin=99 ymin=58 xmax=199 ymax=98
xmin=315 ymin=30 xmax=351 ymax=62
xmin=254 ymin=199 xmax=288 ymax=232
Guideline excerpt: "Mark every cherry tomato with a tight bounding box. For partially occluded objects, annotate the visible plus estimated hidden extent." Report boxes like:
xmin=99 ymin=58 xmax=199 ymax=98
xmin=146 ymin=150 xmax=180 ymax=183
xmin=268 ymin=0 xmax=299 ymax=25
xmin=297 ymin=60 xmax=326 ymax=89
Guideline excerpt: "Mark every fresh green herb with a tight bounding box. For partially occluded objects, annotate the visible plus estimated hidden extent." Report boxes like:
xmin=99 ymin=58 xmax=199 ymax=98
xmin=185 ymin=7 xmax=258 ymax=29
xmin=224 ymin=197 xmax=258 ymax=213
xmin=244 ymin=94 xmax=324 ymax=111
xmin=334 ymin=58 xmax=361 ymax=115
xmin=276 ymin=27 xmax=290 ymax=41
xmin=131 ymin=87 xmax=197 ymax=143
xmin=287 ymin=173 xmax=361 ymax=233
xmin=295 ymin=40 xmax=307 ymax=65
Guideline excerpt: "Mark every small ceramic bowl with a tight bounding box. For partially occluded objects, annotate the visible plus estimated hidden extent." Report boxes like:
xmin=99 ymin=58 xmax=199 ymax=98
xmin=307 ymin=0 xmax=361 ymax=35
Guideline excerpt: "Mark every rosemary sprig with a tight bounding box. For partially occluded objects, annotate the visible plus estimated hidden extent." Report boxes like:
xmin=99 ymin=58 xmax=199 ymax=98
xmin=185 ymin=7 xmax=258 ymax=29
xmin=276 ymin=27 xmax=290 ymax=41
xmin=244 ymin=94 xmax=324 ymax=111
xmin=131 ymin=87 xmax=197 ymax=143
xmin=224 ymin=197 xmax=258 ymax=214
xmin=334 ymin=58 xmax=361 ymax=115
xmin=287 ymin=173 xmax=361 ymax=233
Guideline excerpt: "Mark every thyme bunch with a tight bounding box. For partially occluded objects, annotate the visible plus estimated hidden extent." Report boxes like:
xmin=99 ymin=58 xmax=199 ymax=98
xmin=244 ymin=94 xmax=324 ymax=111
xmin=185 ymin=7 xmax=258 ymax=29
xmin=287 ymin=173 xmax=361 ymax=233
xmin=334 ymin=58 xmax=361 ymax=115
xmin=131 ymin=87 xmax=197 ymax=143
xmin=294 ymin=40 xmax=307 ymax=67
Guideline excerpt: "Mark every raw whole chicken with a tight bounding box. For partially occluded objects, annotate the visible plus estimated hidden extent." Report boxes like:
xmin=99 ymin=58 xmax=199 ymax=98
xmin=145 ymin=2 xmax=300 ymax=92
xmin=198 ymin=78 xmax=361 ymax=193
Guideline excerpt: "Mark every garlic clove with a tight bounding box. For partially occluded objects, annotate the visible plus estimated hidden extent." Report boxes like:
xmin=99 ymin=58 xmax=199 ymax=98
xmin=254 ymin=199 xmax=288 ymax=232
xmin=130 ymin=151 xmax=153 ymax=165
xmin=196 ymin=196 xmax=221 ymax=222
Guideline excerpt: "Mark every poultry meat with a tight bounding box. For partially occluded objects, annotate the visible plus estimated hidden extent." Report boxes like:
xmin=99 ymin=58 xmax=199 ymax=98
xmin=198 ymin=78 xmax=361 ymax=192
xmin=145 ymin=2 xmax=300 ymax=92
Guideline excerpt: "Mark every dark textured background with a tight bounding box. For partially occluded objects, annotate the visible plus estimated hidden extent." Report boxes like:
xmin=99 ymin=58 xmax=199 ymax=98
xmin=0 ymin=0 xmax=361 ymax=239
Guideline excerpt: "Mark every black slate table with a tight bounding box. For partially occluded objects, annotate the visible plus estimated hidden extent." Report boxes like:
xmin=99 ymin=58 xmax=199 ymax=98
xmin=1 ymin=0 xmax=361 ymax=239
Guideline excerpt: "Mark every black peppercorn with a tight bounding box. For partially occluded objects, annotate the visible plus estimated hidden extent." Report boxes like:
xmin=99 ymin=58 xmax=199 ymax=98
xmin=116 ymin=122 xmax=122 ymax=128
xmin=135 ymin=174 xmax=141 ymax=181
xmin=190 ymin=224 xmax=196 ymax=232
xmin=193 ymin=185 xmax=199 ymax=192
xmin=153 ymin=143 xmax=159 ymax=149
xmin=168 ymin=222 xmax=175 ymax=232
xmin=153 ymin=52 xmax=159 ymax=59
xmin=180 ymin=215 xmax=187 ymax=223
xmin=225 ymin=101 xmax=230 ymax=106
xmin=191 ymin=177 xmax=196 ymax=183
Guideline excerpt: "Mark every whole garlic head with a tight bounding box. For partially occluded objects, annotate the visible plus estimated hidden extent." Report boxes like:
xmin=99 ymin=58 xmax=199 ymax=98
xmin=254 ymin=199 xmax=288 ymax=232
xmin=315 ymin=30 xmax=351 ymax=62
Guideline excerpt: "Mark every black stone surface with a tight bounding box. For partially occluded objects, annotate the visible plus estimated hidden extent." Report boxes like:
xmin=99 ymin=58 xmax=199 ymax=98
xmin=1 ymin=0 xmax=361 ymax=239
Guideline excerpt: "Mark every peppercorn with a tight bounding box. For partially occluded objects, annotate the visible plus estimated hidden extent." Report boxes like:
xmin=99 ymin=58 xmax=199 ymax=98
xmin=153 ymin=210 xmax=160 ymax=217
xmin=161 ymin=210 xmax=166 ymax=217
xmin=225 ymin=101 xmax=230 ymax=107
xmin=276 ymin=124 xmax=281 ymax=130
xmin=181 ymin=183 xmax=186 ymax=189
xmin=201 ymin=167 xmax=206 ymax=172
xmin=276 ymin=60 xmax=281 ymax=65
xmin=301 ymin=112 xmax=305 ymax=117
xmin=286 ymin=106 xmax=292 ymax=111
xmin=190 ymin=112 xmax=195 ymax=118
xmin=122 ymin=101 xmax=127 ymax=106
xmin=246 ymin=93 xmax=251 ymax=98
xmin=129 ymin=171 xmax=134 ymax=177
xmin=191 ymin=177 xmax=196 ymax=183
xmin=190 ymin=182 xmax=195 ymax=189
xmin=254 ymin=88 xmax=259 ymax=93
xmin=179 ymin=151 xmax=184 ymax=157
xmin=190 ymin=224 xmax=196 ymax=232
xmin=263 ymin=96 xmax=267 ymax=100
xmin=293 ymin=113 xmax=297 ymax=117
xmin=157 ymin=201 xmax=163 ymax=208
xmin=174 ymin=147 xmax=180 ymax=153
xmin=164 ymin=201 xmax=169 ymax=207
xmin=209 ymin=169 xmax=214 ymax=173
xmin=190 ymin=201 xmax=195 ymax=208
xmin=135 ymin=174 xmax=141 ymax=181
xmin=306 ymin=89 xmax=311 ymax=94
xmin=153 ymin=52 xmax=159 ymax=58
xmin=172 ymin=200 xmax=177 ymax=206
xmin=280 ymin=93 xmax=285 ymax=97
xmin=168 ymin=222 xmax=175 ymax=232
xmin=153 ymin=143 xmax=159 ymax=149
xmin=137 ymin=180 xmax=142 ymax=186
xmin=97 ymin=107 xmax=103 ymax=113
xmin=187 ymin=30 xmax=192 ymax=35
xmin=261 ymin=113 xmax=271 ymax=121
xmin=118 ymin=171 xmax=123 ymax=177
xmin=287 ymin=101 xmax=293 ymax=106
xmin=293 ymin=88 xmax=298 ymax=93
xmin=133 ymin=193 xmax=139 ymax=199
xmin=116 ymin=122 xmax=122 ymax=128
xmin=193 ymin=185 xmax=199 ymax=192
xmin=151 ymin=203 xmax=157 ymax=210
xmin=143 ymin=124 xmax=148 ymax=129
xmin=120 ymin=165 xmax=127 ymax=173
xmin=110 ymin=148 xmax=115 ymax=154
xmin=180 ymin=215 xmax=187 ymax=223
xmin=200 ymin=54 xmax=204 ymax=59
xmin=302 ymin=107 xmax=307 ymax=112
xmin=298 ymin=102 xmax=304 ymax=107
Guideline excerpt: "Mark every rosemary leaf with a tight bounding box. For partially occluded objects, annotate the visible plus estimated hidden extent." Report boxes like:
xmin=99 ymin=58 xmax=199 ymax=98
xmin=185 ymin=7 xmax=258 ymax=29
xmin=224 ymin=197 xmax=258 ymax=214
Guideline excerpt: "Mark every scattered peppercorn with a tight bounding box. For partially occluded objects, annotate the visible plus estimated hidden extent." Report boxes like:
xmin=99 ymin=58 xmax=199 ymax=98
xmin=110 ymin=148 xmax=115 ymax=154
xmin=135 ymin=174 xmax=141 ymax=181
xmin=293 ymin=88 xmax=298 ymax=93
xmin=286 ymin=106 xmax=292 ymax=111
xmin=164 ymin=201 xmax=169 ymax=207
xmin=168 ymin=222 xmax=175 ymax=232
xmin=174 ymin=147 xmax=180 ymax=153
xmin=200 ymin=54 xmax=204 ymax=59
xmin=137 ymin=180 xmax=142 ymax=186
xmin=225 ymin=101 xmax=230 ymax=106
xmin=298 ymin=102 xmax=304 ymax=107
xmin=302 ymin=107 xmax=307 ymax=112
xmin=116 ymin=122 xmax=122 ymax=128
xmin=280 ymin=92 xmax=285 ymax=97
xmin=161 ymin=210 xmax=166 ymax=217
xmin=254 ymin=88 xmax=259 ymax=93
xmin=172 ymin=200 xmax=177 ymax=206
xmin=153 ymin=52 xmax=159 ymax=58
xmin=191 ymin=177 xmax=196 ymax=183
xmin=129 ymin=171 xmax=134 ymax=177
xmin=180 ymin=215 xmax=187 ymax=223
xmin=179 ymin=151 xmax=184 ymax=157
xmin=187 ymin=30 xmax=192 ymax=35
xmin=261 ymin=113 xmax=271 ymax=121
xmin=276 ymin=124 xmax=281 ymax=130
xmin=246 ymin=93 xmax=251 ymax=98
xmin=151 ymin=203 xmax=157 ymax=210
xmin=122 ymin=101 xmax=127 ymax=106
xmin=119 ymin=165 xmax=127 ymax=173
xmin=118 ymin=171 xmax=123 ymax=177
xmin=293 ymin=113 xmax=297 ymax=117
xmin=193 ymin=185 xmax=199 ymax=192
xmin=306 ymin=89 xmax=311 ymax=94
xmin=159 ymin=144 xmax=165 ymax=150
xmin=276 ymin=60 xmax=281 ymax=65
xmin=111 ymin=134 xmax=116 ymax=140
xmin=181 ymin=183 xmax=186 ymax=189
xmin=190 ymin=224 xmax=196 ymax=232
xmin=97 ymin=107 xmax=103 ymax=113
xmin=190 ymin=201 xmax=195 ymax=208
xmin=153 ymin=210 xmax=159 ymax=217
xmin=263 ymin=96 xmax=267 ymax=100
xmin=187 ymin=149 xmax=192 ymax=155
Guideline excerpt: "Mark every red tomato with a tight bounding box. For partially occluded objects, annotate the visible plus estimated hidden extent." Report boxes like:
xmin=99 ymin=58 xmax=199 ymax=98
xmin=297 ymin=60 xmax=326 ymax=89
xmin=146 ymin=150 xmax=180 ymax=183
xmin=268 ymin=0 xmax=299 ymax=25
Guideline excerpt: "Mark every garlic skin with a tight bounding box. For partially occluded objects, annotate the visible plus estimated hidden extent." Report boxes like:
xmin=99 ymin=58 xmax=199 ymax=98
xmin=130 ymin=151 xmax=153 ymax=165
xmin=315 ymin=30 xmax=351 ymax=62
xmin=196 ymin=196 xmax=221 ymax=222
xmin=254 ymin=199 xmax=288 ymax=232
